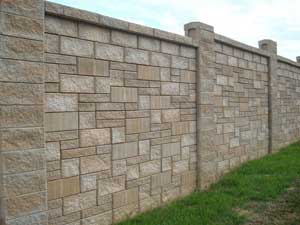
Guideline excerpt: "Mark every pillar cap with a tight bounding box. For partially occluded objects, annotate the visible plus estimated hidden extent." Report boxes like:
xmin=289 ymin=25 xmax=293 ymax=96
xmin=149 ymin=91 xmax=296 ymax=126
xmin=296 ymin=56 xmax=300 ymax=63
xmin=258 ymin=39 xmax=277 ymax=54
xmin=184 ymin=21 xmax=214 ymax=33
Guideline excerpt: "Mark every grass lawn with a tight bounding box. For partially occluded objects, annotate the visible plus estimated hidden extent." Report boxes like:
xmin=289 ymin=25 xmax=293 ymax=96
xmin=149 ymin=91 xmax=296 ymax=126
xmin=118 ymin=142 xmax=300 ymax=225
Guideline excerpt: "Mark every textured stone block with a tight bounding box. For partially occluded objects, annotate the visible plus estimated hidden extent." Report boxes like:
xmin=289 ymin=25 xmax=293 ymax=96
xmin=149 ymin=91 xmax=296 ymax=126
xmin=45 ymin=15 xmax=77 ymax=37
xmin=98 ymin=176 xmax=125 ymax=196
xmin=172 ymin=121 xmax=190 ymax=135
xmin=151 ymin=171 xmax=171 ymax=188
xmin=79 ymin=23 xmax=110 ymax=42
xmin=45 ymin=93 xmax=78 ymax=112
xmin=138 ymin=65 xmax=160 ymax=80
xmin=80 ymin=128 xmax=111 ymax=147
xmin=162 ymin=142 xmax=180 ymax=157
xmin=95 ymin=77 xmax=110 ymax=93
xmin=96 ymin=43 xmax=124 ymax=62
xmin=181 ymin=133 xmax=196 ymax=146
xmin=112 ymin=142 xmax=138 ymax=159
xmin=111 ymin=87 xmax=137 ymax=102
xmin=113 ymin=188 xmax=138 ymax=208
xmin=79 ymin=112 xmax=96 ymax=129
xmin=63 ymin=191 xmax=97 ymax=214
xmin=113 ymin=203 xmax=139 ymax=223
xmin=139 ymin=140 xmax=150 ymax=155
xmin=45 ymin=142 xmax=60 ymax=161
xmin=81 ymin=174 xmax=97 ymax=192
xmin=45 ymin=112 xmax=78 ymax=132
xmin=151 ymin=110 xmax=161 ymax=123
xmin=125 ymin=48 xmax=149 ymax=64
xmin=112 ymin=127 xmax=125 ymax=144
xmin=48 ymin=176 xmax=80 ymax=200
xmin=0 ymin=82 xmax=43 ymax=105
xmin=162 ymin=109 xmax=180 ymax=122
xmin=151 ymin=52 xmax=171 ymax=67
xmin=126 ymin=118 xmax=150 ymax=134
xmin=112 ymin=31 xmax=137 ymax=47
xmin=151 ymin=96 xmax=171 ymax=109
xmin=60 ymin=74 xmax=94 ymax=93
xmin=140 ymin=160 xmax=161 ymax=177
xmin=62 ymin=158 xmax=79 ymax=177
xmin=0 ymin=105 xmax=43 ymax=128
xmin=1 ymin=128 xmax=44 ymax=152
xmin=81 ymin=211 xmax=112 ymax=225
xmin=161 ymin=82 xmax=180 ymax=95
xmin=80 ymin=154 xmax=111 ymax=174
xmin=173 ymin=160 xmax=189 ymax=174
xmin=172 ymin=56 xmax=189 ymax=69
xmin=61 ymin=37 xmax=94 ymax=57
xmin=161 ymin=41 xmax=179 ymax=55
xmin=78 ymin=58 xmax=109 ymax=76
xmin=139 ymin=37 xmax=160 ymax=51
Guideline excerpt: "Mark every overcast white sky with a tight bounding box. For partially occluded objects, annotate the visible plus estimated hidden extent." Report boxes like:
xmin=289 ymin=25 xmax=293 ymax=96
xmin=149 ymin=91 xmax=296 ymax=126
xmin=51 ymin=0 xmax=300 ymax=60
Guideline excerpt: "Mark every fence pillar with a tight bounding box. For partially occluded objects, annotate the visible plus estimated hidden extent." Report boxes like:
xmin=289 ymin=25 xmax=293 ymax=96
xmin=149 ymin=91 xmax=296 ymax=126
xmin=0 ymin=0 xmax=47 ymax=224
xmin=258 ymin=39 xmax=280 ymax=153
xmin=184 ymin=22 xmax=218 ymax=189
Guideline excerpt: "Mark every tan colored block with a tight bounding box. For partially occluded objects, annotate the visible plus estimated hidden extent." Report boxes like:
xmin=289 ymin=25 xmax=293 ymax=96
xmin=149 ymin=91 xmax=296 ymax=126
xmin=96 ymin=111 xmax=125 ymax=120
xmin=81 ymin=174 xmax=97 ymax=192
xmin=138 ymin=65 xmax=160 ymax=80
xmin=162 ymin=109 xmax=180 ymax=122
xmin=78 ymin=57 xmax=109 ymax=76
xmin=96 ymin=43 xmax=124 ymax=62
xmin=81 ymin=211 xmax=112 ymax=225
xmin=162 ymin=142 xmax=180 ymax=157
xmin=62 ymin=147 xmax=96 ymax=159
xmin=45 ymin=15 xmax=77 ymax=37
xmin=61 ymin=36 xmax=94 ymax=57
xmin=79 ymin=23 xmax=110 ymax=43
xmin=112 ymin=30 xmax=137 ymax=48
xmin=63 ymin=190 xmax=97 ymax=214
xmin=80 ymin=128 xmax=111 ymax=147
xmin=63 ymin=176 xmax=80 ymax=197
xmin=112 ymin=142 xmax=138 ymax=160
xmin=173 ymin=160 xmax=189 ymax=174
xmin=79 ymin=112 xmax=96 ymax=129
xmin=60 ymin=74 xmax=94 ymax=93
xmin=151 ymin=96 xmax=171 ymax=109
xmin=112 ymin=160 xmax=127 ymax=176
xmin=140 ymin=160 xmax=161 ymax=177
xmin=113 ymin=203 xmax=139 ymax=223
xmin=113 ymin=188 xmax=138 ymax=208
xmin=111 ymin=87 xmax=137 ymax=102
xmin=45 ymin=93 xmax=78 ymax=112
xmin=62 ymin=158 xmax=79 ymax=178
xmin=126 ymin=118 xmax=150 ymax=134
xmin=172 ymin=121 xmax=190 ymax=135
xmin=151 ymin=171 xmax=171 ymax=188
xmin=98 ymin=175 xmax=125 ymax=196
xmin=112 ymin=127 xmax=125 ymax=143
xmin=80 ymin=154 xmax=111 ymax=174
xmin=45 ymin=112 xmax=78 ymax=132
xmin=161 ymin=82 xmax=180 ymax=95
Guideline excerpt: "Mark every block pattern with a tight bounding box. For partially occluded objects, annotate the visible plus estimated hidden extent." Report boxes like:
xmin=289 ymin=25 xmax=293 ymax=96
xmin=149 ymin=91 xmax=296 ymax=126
xmin=44 ymin=14 xmax=197 ymax=224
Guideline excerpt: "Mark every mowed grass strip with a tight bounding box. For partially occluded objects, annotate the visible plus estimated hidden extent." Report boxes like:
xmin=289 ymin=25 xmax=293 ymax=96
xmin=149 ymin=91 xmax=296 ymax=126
xmin=118 ymin=142 xmax=300 ymax=225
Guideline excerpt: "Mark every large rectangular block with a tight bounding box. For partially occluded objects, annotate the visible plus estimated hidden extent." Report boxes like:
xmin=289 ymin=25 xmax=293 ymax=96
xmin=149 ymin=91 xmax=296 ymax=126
xmin=78 ymin=58 xmax=109 ymax=76
xmin=79 ymin=23 xmax=110 ymax=43
xmin=80 ymin=128 xmax=111 ymax=147
xmin=126 ymin=118 xmax=150 ymax=134
xmin=81 ymin=211 xmax=112 ymax=225
xmin=151 ymin=171 xmax=171 ymax=188
xmin=45 ymin=93 xmax=78 ymax=112
xmin=63 ymin=191 xmax=97 ymax=214
xmin=60 ymin=37 xmax=94 ymax=57
xmin=112 ymin=142 xmax=138 ymax=159
xmin=162 ymin=109 xmax=180 ymax=122
xmin=113 ymin=188 xmax=138 ymax=208
xmin=125 ymin=48 xmax=149 ymax=64
xmin=111 ymin=87 xmax=137 ymax=102
xmin=98 ymin=175 xmax=125 ymax=196
xmin=138 ymin=65 xmax=160 ymax=80
xmin=140 ymin=160 xmax=161 ymax=177
xmin=111 ymin=31 xmax=137 ymax=48
xmin=1 ymin=0 xmax=44 ymax=19
xmin=45 ymin=15 xmax=77 ymax=37
xmin=161 ymin=82 xmax=180 ymax=95
xmin=80 ymin=154 xmax=111 ymax=174
xmin=60 ymin=74 xmax=94 ymax=93
xmin=162 ymin=142 xmax=180 ymax=157
xmin=96 ymin=43 xmax=124 ymax=62
xmin=45 ymin=112 xmax=78 ymax=132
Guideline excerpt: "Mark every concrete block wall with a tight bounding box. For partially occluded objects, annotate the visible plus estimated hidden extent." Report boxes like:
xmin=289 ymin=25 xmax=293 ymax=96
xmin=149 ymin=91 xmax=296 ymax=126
xmin=1 ymin=1 xmax=300 ymax=224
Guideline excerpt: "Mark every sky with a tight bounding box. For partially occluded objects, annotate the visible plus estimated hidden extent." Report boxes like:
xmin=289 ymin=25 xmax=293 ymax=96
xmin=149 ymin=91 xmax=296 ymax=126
xmin=51 ymin=0 xmax=300 ymax=61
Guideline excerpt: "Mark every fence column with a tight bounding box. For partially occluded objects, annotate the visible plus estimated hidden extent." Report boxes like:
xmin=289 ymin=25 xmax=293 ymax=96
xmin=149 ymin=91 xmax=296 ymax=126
xmin=0 ymin=0 xmax=47 ymax=224
xmin=258 ymin=39 xmax=280 ymax=153
xmin=184 ymin=22 xmax=218 ymax=189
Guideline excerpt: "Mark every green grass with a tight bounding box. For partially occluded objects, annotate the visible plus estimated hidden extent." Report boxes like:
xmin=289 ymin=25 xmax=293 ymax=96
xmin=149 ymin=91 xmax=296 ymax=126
xmin=118 ymin=142 xmax=300 ymax=225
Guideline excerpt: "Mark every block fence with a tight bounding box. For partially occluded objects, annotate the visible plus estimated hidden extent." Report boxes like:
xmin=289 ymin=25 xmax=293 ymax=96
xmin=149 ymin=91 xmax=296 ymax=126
xmin=1 ymin=1 xmax=300 ymax=224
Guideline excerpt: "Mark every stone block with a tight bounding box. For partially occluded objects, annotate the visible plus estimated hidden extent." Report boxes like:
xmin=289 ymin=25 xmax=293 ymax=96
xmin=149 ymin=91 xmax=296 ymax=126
xmin=112 ymin=31 xmax=137 ymax=47
xmin=80 ymin=154 xmax=111 ymax=174
xmin=139 ymin=37 xmax=160 ymax=51
xmin=139 ymin=96 xmax=150 ymax=110
xmin=162 ymin=142 xmax=180 ymax=157
xmin=79 ymin=94 xmax=109 ymax=103
xmin=151 ymin=96 xmax=171 ymax=109
xmin=78 ymin=58 xmax=109 ymax=76
xmin=125 ymin=48 xmax=149 ymax=64
xmin=1 ymin=128 xmax=44 ymax=152
xmin=138 ymin=65 xmax=160 ymax=80
xmin=46 ymin=142 xmax=60 ymax=161
xmin=97 ymin=111 xmax=125 ymax=120
xmin=112 ymin=160 xmax=127 ymax=176
xmin=79 ymin=112 xmax=96 ymax=129
xmin=172 ymin=56 xmax=189 ymax=69
xmin=79 ymin=23 xmax=110 ymax=42
xmin=162 ymin=109 xmax=180 ymax=122
xmin=81 ymin=174 xmax=97 ymax=192
xmin=2 ymin=149 xmax=45 ymax=175
xmin=95 ymin=77 xmax=110 ymax=93
xmin=127 ymin=165 xmax=139 ymax=180
xmin=151 ymin=52 xmax=171 ymax=67
xmin=60 ymin=74 xmax=94 ymax=93
xmin=61 ymin=37 xmax=94 ymax=57
xmin=172 ymin=121 xmax=190 ymax=135
xmin=80 ymin=128 xmax=111 ymax=147
xmin=45 ymin=112 xmax=78 ymax=132
xmin=161 ymin=82 xmax=180 ymax=95
xmin=81 ymin=211 xmax=112 ymax=225
xmin=1 ymin=0 xmax=44 ymax=19
xmin=111 ymin=87 xmax=137 ymax=102
xmin=126 ymin=118 xmax=150 ymax=134
xmin=173 ymin=160 xmax=189 ymax=174
xmin=0 ymin=35 xmax=43 ymax=61
xmin=151 ymin=110 xmax=161 ymax=124
xmin=63 ymin=191 xmax=97 ymax=214
xmin=113 ymin=188 xmax=138 ymax=208
xmin=62 ymin=158 xmax=79 ymax=177
xmin=161 ymin=41 xmax=179 ymax=55
xmin=151 ymin=171 xmax=171 ymax=188
xmin=112 ymin=142 xmax=138 ymax=160
xmin=112 ymin=127 xmax=125 ymax=143
xmin=98 ymin=176 xmax=125 ymax=196
xmin=140 ymin=160 xmax=161 ymax=177
xmin=113 ymin=203 xmax=139 ymax=223
xmin=96 ymin=43 xmax=124 ymax=62
xmin=45 ymin=93 xmax=78 ymax=112
xmin=48 ymin=176 xmax=80 ymax=200
xmin=0 ymin=105 xmax=43 ymax=128
xmin=139 ymin=140 xmax=150 ymax=155
xmin=45 ymin=15 xmax=77 ymax=37
xmin=181 ymin=133 xmax=196 ymax=146
xmin=0 ymin=59 xmax=44 ymax=83
xmin=45 ymin=33 xmax=59 ymax=53
xmin=0 ymin=82 xmax=43 ymax=105
xmin=180 ymin=46 xmax=196 ymax=58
